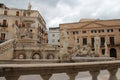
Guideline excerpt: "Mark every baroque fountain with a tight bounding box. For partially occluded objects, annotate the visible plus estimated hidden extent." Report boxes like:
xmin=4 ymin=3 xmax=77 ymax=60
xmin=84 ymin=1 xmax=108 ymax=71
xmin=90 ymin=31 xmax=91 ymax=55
xmin=59 ymin=29 xmax=114 ymax=62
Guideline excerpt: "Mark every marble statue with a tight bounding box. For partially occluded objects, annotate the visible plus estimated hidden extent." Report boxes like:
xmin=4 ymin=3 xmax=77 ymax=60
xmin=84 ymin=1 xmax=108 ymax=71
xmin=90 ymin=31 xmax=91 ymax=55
xmin=72 ymin=45 xmax=95 ymax=57
xmin=59 ymin=28 xmax=69 ymax=61
xmin=94 ymin=36 xmax=100 ymax=56
xmin=104 ymin=41 xmax=108 ymax=57
xmin=60 ymin=28 xmax=68 ymax=51
xmin=74 ymin=34 xmax=78 ymax=50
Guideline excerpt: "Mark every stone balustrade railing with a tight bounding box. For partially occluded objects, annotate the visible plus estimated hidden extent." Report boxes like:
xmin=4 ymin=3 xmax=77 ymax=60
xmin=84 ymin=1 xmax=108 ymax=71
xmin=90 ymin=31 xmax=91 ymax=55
xmin=0 ymin=39 xmax=15 ymax=54
xmin=0 ymin=60 xmax=120 ymax=80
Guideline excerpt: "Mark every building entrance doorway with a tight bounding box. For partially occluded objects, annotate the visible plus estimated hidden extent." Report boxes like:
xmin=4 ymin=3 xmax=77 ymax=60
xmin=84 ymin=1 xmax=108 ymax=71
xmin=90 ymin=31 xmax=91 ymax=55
xmin=110 ymin=48 xmax=117 ymax=58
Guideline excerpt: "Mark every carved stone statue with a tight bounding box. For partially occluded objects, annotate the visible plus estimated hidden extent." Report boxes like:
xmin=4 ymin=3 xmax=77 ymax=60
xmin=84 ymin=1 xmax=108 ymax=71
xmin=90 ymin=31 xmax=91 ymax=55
xmin=74 ymin=34 xmax=78 ymax=50
xmin=60 ymin=28 xmax=68 ymax=51
xmin=94 ymin=36 xmax=100 ymax=56
xmin=104 ymin=41 xmax=108 ymax=57
xmin=59 ymin=28 xmax=69 ymax=61
xmin=70 ymin=45 xmax=96 ymax=57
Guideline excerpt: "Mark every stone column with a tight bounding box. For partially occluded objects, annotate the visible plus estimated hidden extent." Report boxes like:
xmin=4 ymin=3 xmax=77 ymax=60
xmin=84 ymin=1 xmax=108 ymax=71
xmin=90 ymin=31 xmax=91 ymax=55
xmin=108 ymin=68 xmax=118 ymax=80
xmin=41 ymin=74 xmax=52 ymax=80
xmin=5 ymin=75 xmax=19 ymax=80
xmin=89 ymin=70 xmax=100 ymax=80
xmin=67 ymin=72 xmax=78 ymax=80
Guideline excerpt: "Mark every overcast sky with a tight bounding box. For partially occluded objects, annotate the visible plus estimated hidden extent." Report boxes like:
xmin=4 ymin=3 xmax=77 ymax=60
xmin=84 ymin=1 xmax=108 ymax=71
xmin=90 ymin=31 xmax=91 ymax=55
xmin=1 ymin=0 xmax=120 ymax=28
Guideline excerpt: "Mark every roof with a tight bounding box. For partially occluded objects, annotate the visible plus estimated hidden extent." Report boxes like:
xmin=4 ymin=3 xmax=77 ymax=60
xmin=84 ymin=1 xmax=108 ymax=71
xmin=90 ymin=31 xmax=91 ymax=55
xmin=0 ymin=3 xmax=8 ymax=9
xmin=80 ymin=18 xmax=97 ymax=22
xmin=60 ymin=19 xmax=120 ymax=30
xmin=49 ymin=27 xmax=60 ymax=30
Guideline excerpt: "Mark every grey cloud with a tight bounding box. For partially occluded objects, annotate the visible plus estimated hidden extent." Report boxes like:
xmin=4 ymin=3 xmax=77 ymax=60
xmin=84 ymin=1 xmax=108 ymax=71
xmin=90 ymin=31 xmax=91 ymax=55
xmin=1 ymin=0 xmax=120 ymax=28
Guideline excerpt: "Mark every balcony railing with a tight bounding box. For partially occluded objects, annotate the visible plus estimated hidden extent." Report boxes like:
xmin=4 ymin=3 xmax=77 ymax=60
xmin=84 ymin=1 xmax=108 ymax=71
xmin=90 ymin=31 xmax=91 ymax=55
xmin=0 ymin=24 xmax=8 ymax=27
xmin=0 ymin=39 xmax=14 ymax=54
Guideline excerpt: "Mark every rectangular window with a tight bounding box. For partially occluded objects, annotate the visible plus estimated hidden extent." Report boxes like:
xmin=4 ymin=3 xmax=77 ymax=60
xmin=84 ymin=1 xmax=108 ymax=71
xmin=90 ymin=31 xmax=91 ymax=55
xmin=91 ymin=30 xmax=97 ymax=33
xmin=107 ymin=29 xmax=113 ymax=32
xmin=2 ymin=19 xmax=7 ymax=27
xmin=4 ymin=10 xmax=7 ymax=15
xmin=91 ymin=38 xmax=94 ymax=46
xmin=91 ymin=30 xmax=93 ymax=33
xmin=101 ymin=37 xmax=105 ymax=46
xmin=3 ymin=20 xmax=7 ymax=25
xmin=119 ymin=29 xmax=120 ymax=32
xmin=16 ymin=11 xmax=19 ymax=16
xmin=77 ymin=39 xmax=79 ymax=43
xmin=73 ymin=31 xmax=78 ymax=35
xmin=82 ymin=30 xmax=87 ymax=33
xmin=58 ymin=40 xmax=60 ymax=42
xmin=1 ymin=33 xmax=5 ymax=40
xmin=67 ymin=32 xmax=69 ymax=35
xmin=101 ymin=29 xmax=104 ymax=32
xmin=98 ymin=30 xmax=101 ymax=33
xmin=52 ymin=34 xmax=55 ymax=37
xmin=83 ymin=38 xmax=87 ymax=45
xmin=98 ymin=29 xmax=104 ymax=33
xmin=110 ymin=36 xmax=115 ymax=45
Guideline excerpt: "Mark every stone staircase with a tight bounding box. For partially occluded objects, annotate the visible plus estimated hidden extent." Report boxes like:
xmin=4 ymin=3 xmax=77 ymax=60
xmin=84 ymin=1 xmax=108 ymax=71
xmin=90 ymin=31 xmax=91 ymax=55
xmin=0 ymin=39 xmax=15 ymax=60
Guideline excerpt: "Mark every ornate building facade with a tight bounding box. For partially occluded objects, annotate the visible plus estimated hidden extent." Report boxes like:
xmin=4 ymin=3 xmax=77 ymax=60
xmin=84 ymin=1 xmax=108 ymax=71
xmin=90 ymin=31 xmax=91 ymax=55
xmin=60 ymin=19 xmax=120 ymax=58
xmin=0 ymin=3 xmax=48 ymax=43
xmin=0 ymin=3 xmax=60 ymax=60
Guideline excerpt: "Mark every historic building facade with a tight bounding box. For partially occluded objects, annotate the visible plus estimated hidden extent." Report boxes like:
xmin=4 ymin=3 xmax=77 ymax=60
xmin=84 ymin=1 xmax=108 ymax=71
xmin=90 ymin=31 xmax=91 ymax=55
xmin=0 ymin=3 xmax=60 ymax=60
xmin=60 ymin=19 xmax=120 ymax=58
xmin=0 ymin=3 xmax=48 ymax=43
xmin=48 ymin=27 xmax=60 ymax=45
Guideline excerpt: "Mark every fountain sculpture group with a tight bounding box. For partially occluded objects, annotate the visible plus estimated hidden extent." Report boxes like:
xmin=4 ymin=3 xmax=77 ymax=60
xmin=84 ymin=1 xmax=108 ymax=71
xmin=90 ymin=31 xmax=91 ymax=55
xmin=59 ymin=28 xmax=110 ymax=61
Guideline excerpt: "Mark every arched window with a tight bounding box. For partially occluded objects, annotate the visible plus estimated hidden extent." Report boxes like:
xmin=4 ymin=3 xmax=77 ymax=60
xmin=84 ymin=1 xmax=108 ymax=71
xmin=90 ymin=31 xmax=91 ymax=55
xmin=110 ymin=48 xmax=117 ymax=58
xmin=102 ymin=49 xmax=105 ymax=55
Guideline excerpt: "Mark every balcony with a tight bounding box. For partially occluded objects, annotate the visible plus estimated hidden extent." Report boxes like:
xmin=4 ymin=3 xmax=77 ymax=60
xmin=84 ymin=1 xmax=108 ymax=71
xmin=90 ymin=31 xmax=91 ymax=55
xmin=108 ymin=44 xmax=116 ymax=47
xmin=0 ymin=23 xmax=8 ymax=27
